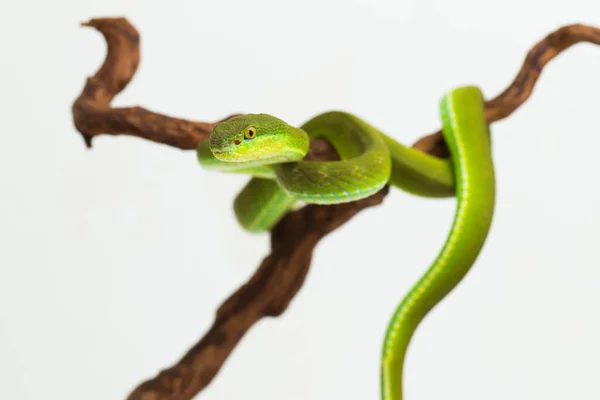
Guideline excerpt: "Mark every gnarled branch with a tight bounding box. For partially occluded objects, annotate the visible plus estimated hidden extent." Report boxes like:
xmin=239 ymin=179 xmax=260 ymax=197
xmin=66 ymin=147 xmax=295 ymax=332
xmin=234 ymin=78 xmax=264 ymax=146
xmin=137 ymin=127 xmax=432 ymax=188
xmin=71 ymin=17 xmax=600 ymax=400
xmin=413 ymin=23 xmax=600 ymax=156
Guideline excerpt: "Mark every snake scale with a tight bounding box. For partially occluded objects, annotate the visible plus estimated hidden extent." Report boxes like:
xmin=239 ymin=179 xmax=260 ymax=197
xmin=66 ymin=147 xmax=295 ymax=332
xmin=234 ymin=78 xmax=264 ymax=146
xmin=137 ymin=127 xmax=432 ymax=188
xmin=197 ymin=85 xmax=496 ymax=399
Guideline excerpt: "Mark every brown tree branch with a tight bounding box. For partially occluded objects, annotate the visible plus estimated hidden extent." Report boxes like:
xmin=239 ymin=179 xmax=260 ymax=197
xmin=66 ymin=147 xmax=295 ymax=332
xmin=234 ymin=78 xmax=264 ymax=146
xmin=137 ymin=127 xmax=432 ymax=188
xmin=71 ymin=17 xmax=600 ymax=400
xmin=412 ymin=23 xmax=600 ymax=157
xmin=71 ymin=18 xmax=238 ymax=150
xmin=125 ymin=188 xmax=388 ymax=400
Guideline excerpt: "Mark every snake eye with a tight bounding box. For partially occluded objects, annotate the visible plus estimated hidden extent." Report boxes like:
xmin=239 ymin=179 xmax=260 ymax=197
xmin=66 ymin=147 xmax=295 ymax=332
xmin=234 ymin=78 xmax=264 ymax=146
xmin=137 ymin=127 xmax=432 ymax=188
xmin=244 ymin=126 xmax=257 ymax=140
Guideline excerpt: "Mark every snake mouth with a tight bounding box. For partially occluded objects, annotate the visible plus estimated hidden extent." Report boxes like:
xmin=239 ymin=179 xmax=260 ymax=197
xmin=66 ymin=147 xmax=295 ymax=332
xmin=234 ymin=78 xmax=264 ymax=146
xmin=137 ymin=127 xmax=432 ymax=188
xmin=211 ymin=149 xmax=238 ymax=162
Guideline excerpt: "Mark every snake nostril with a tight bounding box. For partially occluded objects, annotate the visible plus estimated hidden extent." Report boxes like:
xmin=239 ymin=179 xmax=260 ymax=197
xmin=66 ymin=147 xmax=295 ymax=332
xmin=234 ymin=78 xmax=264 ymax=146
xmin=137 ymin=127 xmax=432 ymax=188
xmin=234 ymin=140 xmax=241 ymax=145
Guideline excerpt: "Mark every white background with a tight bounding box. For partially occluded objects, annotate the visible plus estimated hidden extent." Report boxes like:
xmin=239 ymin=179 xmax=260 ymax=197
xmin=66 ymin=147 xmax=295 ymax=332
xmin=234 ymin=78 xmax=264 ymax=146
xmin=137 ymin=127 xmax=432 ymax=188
xmin=1 ymin=1 xmax=600 ymax=399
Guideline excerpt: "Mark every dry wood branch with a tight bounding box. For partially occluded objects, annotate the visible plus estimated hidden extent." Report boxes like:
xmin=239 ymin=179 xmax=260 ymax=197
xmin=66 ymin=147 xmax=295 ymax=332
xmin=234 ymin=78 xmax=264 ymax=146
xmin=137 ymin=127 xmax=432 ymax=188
xmin=413 ymin=23 xmax=600 ymax=157
xmin=71 ymin=17 xmax=600 ymax=400
xmin=71 ymin=18 xmax=237 ymax=150
xmin=126 ymin=188 xmax=388 ymax=400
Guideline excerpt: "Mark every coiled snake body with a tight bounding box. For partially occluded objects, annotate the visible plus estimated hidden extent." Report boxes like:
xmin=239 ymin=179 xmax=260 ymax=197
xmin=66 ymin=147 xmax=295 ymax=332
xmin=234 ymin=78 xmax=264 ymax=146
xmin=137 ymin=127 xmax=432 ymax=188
xmin=197 ymin=86 xmax=496 ymax=399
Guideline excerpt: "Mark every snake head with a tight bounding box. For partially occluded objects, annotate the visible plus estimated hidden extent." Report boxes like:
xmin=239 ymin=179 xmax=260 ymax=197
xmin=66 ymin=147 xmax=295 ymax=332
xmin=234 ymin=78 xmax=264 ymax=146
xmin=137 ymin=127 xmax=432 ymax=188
xmin=209 ymin=113 xmax=308 ymax=162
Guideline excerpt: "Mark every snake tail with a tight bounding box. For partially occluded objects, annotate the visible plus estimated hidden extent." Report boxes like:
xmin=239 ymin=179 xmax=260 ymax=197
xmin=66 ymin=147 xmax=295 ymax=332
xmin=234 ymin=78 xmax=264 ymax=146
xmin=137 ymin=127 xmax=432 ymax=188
xmin=381 ymin=86 xmax=496 ymax=399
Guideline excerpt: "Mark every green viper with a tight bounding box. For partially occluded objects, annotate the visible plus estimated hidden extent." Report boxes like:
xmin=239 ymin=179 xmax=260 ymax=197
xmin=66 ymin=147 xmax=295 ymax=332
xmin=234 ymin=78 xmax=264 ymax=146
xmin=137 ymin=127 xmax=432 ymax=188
xmin=197 ymin=86 xmax=496 ymax=399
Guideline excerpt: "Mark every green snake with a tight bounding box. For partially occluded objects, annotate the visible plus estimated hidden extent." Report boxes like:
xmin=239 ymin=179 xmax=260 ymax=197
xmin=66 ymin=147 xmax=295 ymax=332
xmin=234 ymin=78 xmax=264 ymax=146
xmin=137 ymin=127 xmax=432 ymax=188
xmin=197 ymin=85 xmax=496 ymax=399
